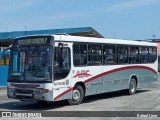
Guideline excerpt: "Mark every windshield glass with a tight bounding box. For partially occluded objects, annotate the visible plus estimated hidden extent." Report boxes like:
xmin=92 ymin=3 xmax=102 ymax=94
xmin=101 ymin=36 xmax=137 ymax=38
xmin=8 ymin=45 xmax=52 ymax=82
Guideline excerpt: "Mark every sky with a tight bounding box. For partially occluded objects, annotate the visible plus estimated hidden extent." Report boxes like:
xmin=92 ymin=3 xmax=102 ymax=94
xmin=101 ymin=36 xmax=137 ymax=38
xmin=0 ymin=0 xmax=160 ymax=40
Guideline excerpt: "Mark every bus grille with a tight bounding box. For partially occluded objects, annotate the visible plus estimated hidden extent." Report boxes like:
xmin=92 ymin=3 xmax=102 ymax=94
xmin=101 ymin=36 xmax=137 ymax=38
xmin=15 ymin=89 xmax=33 ymax=94
xmin=11 ymin=84 xmax=40 ymax=88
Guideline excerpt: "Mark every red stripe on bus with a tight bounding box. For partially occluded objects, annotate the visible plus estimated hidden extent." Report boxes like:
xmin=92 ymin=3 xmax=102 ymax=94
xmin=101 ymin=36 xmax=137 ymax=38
xmin=53 ymin=65 xmax=157 ymax=101
xmin=54 ymin=87 xmax=73 ymax=101
xmin=84 ymin=65 xmax=157 ymax=84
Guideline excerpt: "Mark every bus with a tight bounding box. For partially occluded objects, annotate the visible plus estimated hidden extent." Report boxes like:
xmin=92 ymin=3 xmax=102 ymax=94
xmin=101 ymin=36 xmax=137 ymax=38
xmin=6 ymin=35 xmax=158 ymax=105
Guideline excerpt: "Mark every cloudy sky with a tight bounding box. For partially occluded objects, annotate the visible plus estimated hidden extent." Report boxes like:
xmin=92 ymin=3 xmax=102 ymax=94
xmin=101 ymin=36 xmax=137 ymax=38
xmin=0 ymin=0 xmax=160 ymax=40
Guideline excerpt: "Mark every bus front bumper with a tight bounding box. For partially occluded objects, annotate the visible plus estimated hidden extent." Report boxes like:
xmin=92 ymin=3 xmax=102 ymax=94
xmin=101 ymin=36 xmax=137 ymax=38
xmin=7 ymin=88 xmax=50 ymax=101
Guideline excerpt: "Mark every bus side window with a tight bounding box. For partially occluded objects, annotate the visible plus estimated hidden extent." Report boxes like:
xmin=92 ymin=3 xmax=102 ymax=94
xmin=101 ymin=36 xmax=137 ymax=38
xmin=103 ymin=45 xmax=116 ymax=64
xmin=149 ymin=47 xmax=157 ymax=63
xmin=129 ymin=46 xmax=139 ymax=64
xmin=139 ymin=47 xmax=149 ymax=63
xmin=88 ymin=44 xmax=102 ymax=65
xmin=116 ymin=46 xmax=128 ymax=64
xmin=73 ymin=44 xmax=87 ymax=66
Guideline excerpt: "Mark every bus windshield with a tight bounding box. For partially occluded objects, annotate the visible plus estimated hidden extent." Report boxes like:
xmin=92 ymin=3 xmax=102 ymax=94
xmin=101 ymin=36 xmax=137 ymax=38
xmin=8 ymin=45 xmax=52 ymax=82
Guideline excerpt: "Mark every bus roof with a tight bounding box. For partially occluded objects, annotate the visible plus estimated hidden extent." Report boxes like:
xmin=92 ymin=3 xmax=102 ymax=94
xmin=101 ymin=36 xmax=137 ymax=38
xmin=53 ymin=35 xmax=157 ymax=47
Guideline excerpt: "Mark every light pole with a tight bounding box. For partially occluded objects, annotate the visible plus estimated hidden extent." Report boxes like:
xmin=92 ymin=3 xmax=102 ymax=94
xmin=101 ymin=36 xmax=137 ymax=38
xmin=152 ymin=34 xmax=156 ymax=42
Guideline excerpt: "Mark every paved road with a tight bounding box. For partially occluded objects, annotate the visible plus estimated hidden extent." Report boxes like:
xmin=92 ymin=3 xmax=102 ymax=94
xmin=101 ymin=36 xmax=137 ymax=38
xmin=1 ymin=78 xmax=160 ymax=120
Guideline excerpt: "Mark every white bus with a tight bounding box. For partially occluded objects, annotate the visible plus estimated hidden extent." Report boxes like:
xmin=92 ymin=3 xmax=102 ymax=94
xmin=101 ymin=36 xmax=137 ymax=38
xmin=7 ymin=35 xmax=158 ymax=105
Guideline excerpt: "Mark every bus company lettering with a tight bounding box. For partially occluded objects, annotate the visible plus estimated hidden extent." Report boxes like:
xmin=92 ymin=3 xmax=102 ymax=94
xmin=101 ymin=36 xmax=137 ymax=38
xmin=73 ymin=70 xmax=92 ymax=78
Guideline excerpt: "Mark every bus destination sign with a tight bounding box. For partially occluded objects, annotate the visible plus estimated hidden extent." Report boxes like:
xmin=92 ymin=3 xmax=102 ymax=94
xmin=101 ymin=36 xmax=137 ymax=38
xmin=17 ymin=38 xmax=48 ymax=45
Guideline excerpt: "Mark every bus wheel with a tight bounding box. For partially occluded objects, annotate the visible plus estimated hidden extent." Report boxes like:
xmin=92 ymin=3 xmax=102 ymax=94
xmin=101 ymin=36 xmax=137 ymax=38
xmin=68 ymin=85 xmax=84 ymax=105
xmin=128 ymin=78 xmax=137 ymax=95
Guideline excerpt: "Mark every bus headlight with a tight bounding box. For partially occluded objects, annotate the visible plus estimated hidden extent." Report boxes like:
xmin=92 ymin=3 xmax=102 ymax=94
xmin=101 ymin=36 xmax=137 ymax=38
xmin=7 ymin=88 xmax=14 ymax=92
xmin=8 ymin=88 xmax=12 ymax=92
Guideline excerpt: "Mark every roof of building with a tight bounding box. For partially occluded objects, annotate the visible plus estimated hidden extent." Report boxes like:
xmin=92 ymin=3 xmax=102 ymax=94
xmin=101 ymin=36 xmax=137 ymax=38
xmin=0 ymin=27 xmax=104 ymax=46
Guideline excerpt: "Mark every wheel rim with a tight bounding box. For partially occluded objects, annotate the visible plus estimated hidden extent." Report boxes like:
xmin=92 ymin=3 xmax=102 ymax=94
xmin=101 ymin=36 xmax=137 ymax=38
xmin=130 ymin=81 xmax=135 ymax=93
xmin=72 ymin=90 xmax=80 ymax=101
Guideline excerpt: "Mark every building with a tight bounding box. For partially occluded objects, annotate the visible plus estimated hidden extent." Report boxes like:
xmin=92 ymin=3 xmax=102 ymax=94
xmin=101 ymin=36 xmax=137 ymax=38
xmin=0 ymin=27 xmax=103 ymax=48
xmin=153 ymin=39 xmax=160 ymax=56
xmin=152 ymin=39 xmax=160 ymax=71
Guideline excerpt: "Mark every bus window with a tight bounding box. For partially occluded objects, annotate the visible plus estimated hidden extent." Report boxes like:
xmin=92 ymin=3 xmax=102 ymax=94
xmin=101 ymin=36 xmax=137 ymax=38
xmin=20 ymin=52 xmax=26 ymax=72
xmin=103 ymin=45 xmax=116 ymax=64
xmin=73 ymin=44 xmax=87 ymax=66
xmin=13 ymin=52 xmax=18 ymax=72
xmin=88 ymin=44 xmax=102 ymax=65
xmin=62 ymin=48 xmax=70 ymax=68
xmin=129 ymin=46 xmax=139 ymax=64
xmin=25 ymin=46 xmax=52 ymax=81
xmin=149 ymin=47 xmax=157 ymax=63
xmin=139 ymin=46 xmax=149 ymax=63
xmin=116 ymin=46 xmax=128 ymax=64
xmin=12 ymin=51 xmax=25 ymax=72
xmin=54 ymin=47 xmax=71 ymax=80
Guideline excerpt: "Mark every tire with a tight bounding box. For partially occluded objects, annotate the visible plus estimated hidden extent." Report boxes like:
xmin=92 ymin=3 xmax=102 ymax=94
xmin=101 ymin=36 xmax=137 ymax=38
xmin=68 ymin=85 xmax=84 ymax=105
xmin=128 ymin=78 xmax=137 ymax=95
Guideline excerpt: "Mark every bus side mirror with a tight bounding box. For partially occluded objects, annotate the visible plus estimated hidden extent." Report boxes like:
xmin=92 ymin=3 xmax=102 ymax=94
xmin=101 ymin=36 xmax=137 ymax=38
xmin=58 ymin=43 xmax=63 ymax=50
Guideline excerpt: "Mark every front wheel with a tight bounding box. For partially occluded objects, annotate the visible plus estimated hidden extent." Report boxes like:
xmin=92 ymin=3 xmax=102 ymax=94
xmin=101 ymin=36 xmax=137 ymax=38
xmin=68 ymin=85 xmax=84 ymax=105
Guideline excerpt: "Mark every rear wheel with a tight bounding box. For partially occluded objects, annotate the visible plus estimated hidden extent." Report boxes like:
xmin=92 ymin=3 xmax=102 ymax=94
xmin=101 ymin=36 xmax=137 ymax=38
xmin=128 ymin=78 xmax=137 ymax=95
xmin=68 ymin=85 xmax=84 ymax=105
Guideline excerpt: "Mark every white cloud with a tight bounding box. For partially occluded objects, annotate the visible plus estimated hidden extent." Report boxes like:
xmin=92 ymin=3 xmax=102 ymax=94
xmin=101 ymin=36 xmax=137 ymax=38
xmin=109 ymin=0 xmax=160 ymax=11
